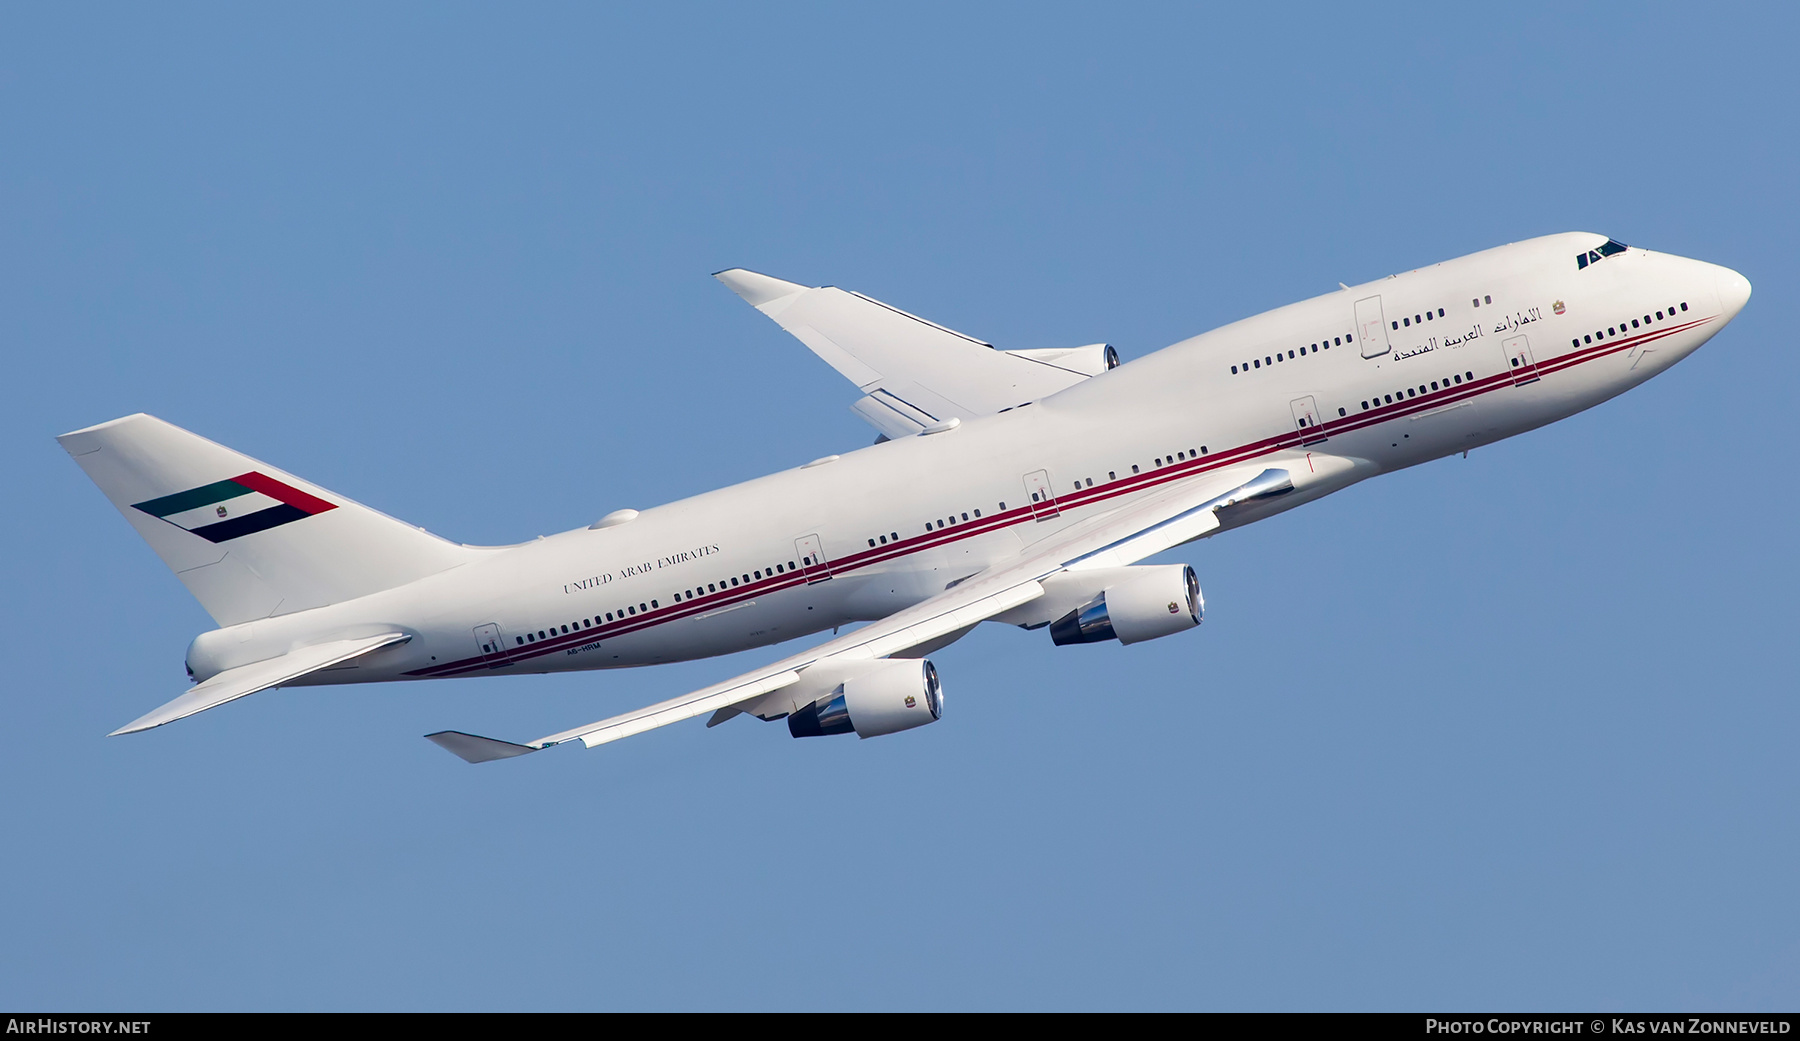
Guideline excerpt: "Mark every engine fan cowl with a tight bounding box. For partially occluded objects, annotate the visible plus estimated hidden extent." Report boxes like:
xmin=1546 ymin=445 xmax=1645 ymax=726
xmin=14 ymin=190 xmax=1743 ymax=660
xmin=788 ymin=658 xmax=944 ymax=738
xmin=1049 ymin=564 xmax=1202 ymax=646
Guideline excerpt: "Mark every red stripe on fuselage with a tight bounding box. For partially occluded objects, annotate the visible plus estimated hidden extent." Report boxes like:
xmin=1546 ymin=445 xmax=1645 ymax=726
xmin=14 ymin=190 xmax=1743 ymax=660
xmin=408 ymin=314 xmax=1714 ymax=678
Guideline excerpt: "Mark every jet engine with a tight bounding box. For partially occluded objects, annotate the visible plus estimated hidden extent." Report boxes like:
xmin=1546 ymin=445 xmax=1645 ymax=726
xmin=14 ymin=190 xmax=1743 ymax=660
xmin=787 ymin=658 xmax=944 ymax=739
xmin=1049 ymin=564 xmax=1202 ymax=646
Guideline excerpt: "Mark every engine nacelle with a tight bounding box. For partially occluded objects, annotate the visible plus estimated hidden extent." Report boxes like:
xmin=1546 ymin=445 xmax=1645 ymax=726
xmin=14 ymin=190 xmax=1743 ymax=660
xmin=1049 ymin=564 xmax=1202 ymax=646
xmin=787 ymin=658 xmax=944 ymax=739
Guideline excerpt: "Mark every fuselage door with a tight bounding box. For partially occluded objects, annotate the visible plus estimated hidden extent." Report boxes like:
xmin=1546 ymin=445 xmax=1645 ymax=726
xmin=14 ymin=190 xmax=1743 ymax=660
xmin=1502 ymin=334 xmax=1541 ymax=386
xmin=796 ymin=534 xmax=833 ymax=583
xmin=473 ymin=623 xmax=507 ymax=664
xmin=1290 ymin=395 xmax=1328 ymax=446
xmin=1355 ymin=296 xmax=1390 ymax=358
xmin=1023 ymin=469 xmax=1061 ymax=521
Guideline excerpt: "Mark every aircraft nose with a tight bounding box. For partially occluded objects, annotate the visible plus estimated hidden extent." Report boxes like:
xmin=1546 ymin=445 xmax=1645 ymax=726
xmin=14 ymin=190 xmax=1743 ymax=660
xmin=1715 ymin=266 xmax=1752 ymax=320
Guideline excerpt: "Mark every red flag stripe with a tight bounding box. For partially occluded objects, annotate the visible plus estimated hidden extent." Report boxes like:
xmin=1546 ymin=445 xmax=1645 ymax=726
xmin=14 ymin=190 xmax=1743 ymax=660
xmin=231 ymin=472 xmax=338 ymax=516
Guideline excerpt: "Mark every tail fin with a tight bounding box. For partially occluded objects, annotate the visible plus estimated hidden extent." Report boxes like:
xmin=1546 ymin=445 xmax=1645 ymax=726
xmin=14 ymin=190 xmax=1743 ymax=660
xmin=58 ymin=414 xmax=479 ymax=626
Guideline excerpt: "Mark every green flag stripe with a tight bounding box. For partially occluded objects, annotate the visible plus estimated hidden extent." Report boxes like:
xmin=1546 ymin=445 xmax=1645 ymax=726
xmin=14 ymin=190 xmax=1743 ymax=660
xmin=132 ymin=478 xmax=252 ymax=518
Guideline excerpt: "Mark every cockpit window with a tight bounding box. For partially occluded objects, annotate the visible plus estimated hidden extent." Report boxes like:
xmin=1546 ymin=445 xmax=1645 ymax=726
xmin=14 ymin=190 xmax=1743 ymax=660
xmin=1576 ymin=238 xmax=1629 ymax=269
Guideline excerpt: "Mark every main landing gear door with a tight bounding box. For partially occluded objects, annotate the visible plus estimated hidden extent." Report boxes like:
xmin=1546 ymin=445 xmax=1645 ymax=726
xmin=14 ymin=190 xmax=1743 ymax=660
xmin=1355 ymin=296 xmax=1390 ymax=358
xmin=796 ymin=534 xmax=833 ymax=583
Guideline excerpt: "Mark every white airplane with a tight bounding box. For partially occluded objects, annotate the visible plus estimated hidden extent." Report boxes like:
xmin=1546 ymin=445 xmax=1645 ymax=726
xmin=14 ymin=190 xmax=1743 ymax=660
xmin=60 ymin=232 xmax=1750 ymax=763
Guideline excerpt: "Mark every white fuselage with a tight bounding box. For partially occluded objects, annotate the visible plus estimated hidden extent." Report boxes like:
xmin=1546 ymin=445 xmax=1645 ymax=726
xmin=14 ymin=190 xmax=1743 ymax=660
xmin=185 ymin=233 xmax=1748 ymax=689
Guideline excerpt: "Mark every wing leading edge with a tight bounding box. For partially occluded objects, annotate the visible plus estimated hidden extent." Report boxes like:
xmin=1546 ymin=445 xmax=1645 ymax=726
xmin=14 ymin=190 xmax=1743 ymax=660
xmin=714 ymin=269 xmax=1116 ymax=438
xmin=425 ymin=459 xmax=1342 ymax=764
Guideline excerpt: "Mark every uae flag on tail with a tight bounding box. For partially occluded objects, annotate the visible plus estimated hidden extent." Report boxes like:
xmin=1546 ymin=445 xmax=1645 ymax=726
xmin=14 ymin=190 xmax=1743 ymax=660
xmin=133 ymin=472 xmax=337 ymax=543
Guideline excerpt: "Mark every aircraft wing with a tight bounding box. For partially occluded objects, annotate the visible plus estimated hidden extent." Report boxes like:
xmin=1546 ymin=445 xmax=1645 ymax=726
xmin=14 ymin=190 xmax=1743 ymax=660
xmin=426 ymin=460 xmax=1308 ymax=764
xmin=714 ymin=269 xmax=1116 ymax=438
xmin=113 ymin=631 xmax=411 ymax=735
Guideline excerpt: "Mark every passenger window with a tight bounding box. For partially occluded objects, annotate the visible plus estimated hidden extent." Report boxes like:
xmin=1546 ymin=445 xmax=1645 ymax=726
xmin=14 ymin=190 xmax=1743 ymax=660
xmin=1231 ymin=365 xmax=1238 ymax=374
xmin=1338 ymin=407 xmax=1346 ymax=416
xmin=1680 ymin=302 xmax=1688 ymax=311
xmin=1437 ymin=308 xmax=1445 ymax=317
xmin=1656 ymin=310 xmax=1663 ymax=320
xmin=1631 ymin=319 xmax=1639 ymax=328
xmin=1484 ymin=296 xmax=1492 ymax=304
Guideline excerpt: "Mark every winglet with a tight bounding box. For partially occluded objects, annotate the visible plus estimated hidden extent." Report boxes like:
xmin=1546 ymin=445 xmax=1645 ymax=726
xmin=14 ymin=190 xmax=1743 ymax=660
xmin=713 ymin=268 xmax=809 ymax=310
xmin=425 ymin=731 xmax=542 ymax=764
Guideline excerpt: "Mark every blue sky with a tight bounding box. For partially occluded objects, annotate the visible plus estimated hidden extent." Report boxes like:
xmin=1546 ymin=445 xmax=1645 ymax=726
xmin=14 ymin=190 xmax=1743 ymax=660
xmin=2 ymin=3 xmax=1795 ymax=1010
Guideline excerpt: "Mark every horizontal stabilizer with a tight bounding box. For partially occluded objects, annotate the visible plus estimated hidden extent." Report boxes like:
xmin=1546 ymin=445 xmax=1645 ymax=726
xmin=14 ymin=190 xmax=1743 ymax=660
xmin=424 ymin=731 xmax=541 ymax=764
xmin=111 ymin=632 xmax=410 ymax=736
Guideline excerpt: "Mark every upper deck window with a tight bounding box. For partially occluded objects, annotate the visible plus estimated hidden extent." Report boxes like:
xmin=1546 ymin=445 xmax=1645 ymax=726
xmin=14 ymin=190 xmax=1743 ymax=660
xmin=1576 ymin=238 xmax=1629 ymax=270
